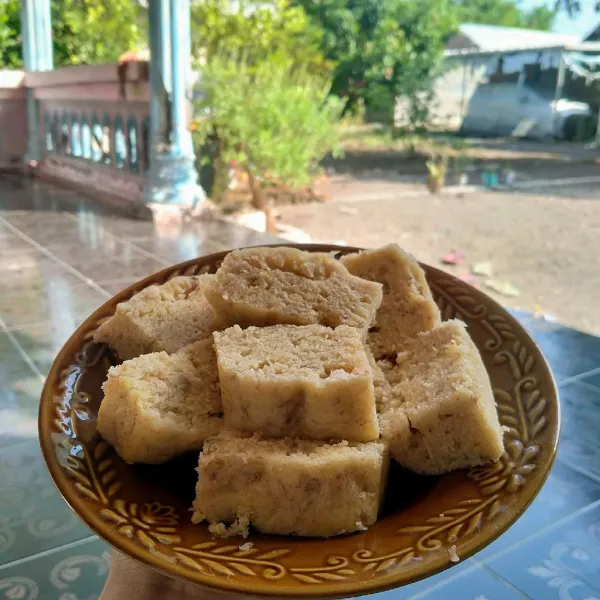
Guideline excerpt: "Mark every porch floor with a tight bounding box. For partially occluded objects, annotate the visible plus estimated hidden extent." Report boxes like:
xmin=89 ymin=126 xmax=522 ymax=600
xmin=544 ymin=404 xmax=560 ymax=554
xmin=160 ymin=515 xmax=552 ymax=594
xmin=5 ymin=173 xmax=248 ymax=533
xmin=1 ymin=175 xmax=599 ymax=599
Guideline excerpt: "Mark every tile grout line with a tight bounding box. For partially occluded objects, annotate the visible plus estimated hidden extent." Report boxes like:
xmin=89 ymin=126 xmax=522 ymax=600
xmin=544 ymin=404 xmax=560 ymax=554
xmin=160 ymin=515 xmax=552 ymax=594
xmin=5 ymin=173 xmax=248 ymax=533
xmin=0 ymin=316 xmax=45 ymax=382
xmin=558 ymin=365 xmax=600 ymax=386
xmin=0 ymin=437 xmax=43 ymax=452
xmin=4 ymin=320 xmax=56 ymax=333
xmin=477 ymin=498 xmax=600 ymax=564
xmin=406 ymin=563 xmax=479 ymax=599
xmin=0 ymin=534 xmax=100 ymax=572
xmin=477 ymin=561 xmax=534 ymax=599
xmin=61 ymin=211 xmax=173 ymax=268
xmin=556 ymin=456 xmax=600 ymax=486
xmin=86 ymin=276 xmax=142 ymax=286
xmin=0 ymin=215 xmax=112 ymax=299
xmin=568 ymin=378 xmax=600 ymax=394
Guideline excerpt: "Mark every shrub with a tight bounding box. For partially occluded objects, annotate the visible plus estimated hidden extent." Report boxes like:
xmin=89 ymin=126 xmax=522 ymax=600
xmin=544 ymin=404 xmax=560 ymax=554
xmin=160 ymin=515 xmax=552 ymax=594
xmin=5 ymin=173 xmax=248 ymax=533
xmin=194 ymin=54 xmax=343 ymax=221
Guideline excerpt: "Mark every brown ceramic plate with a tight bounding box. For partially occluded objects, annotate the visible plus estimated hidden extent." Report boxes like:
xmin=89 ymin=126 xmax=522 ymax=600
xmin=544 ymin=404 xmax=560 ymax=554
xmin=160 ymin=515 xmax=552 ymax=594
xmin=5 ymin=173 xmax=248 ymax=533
xmin=39 ymin=244 xmax=560 ymax=598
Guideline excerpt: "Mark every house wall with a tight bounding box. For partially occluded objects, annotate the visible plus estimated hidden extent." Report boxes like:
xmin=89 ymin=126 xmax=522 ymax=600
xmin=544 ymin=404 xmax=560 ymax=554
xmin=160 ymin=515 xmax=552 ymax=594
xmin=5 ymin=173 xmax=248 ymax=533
xmin=421 ymin=50 xmax=565 ymax=137
xmin=0 ymin=71 xmax=27 ymax=170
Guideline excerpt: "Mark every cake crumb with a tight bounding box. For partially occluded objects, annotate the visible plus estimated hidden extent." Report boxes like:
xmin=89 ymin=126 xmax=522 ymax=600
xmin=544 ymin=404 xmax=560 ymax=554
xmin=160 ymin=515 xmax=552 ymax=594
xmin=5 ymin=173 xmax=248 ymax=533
xmin=208 ymin=516 xmax=250 ymax=539
xmin=448 ymin=545 xmax=459 ymax=563
xmin=239 ymin=542 xmax=254 ymax=551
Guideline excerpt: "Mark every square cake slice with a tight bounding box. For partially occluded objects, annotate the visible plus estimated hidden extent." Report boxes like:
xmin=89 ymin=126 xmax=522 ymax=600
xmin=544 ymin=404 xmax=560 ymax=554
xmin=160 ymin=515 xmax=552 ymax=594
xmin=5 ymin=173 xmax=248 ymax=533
xmin=379 ymin=320 xmax=504 ymax=474
xmin=341 ymin=244 xmax=441 ymax=357
xmin=205 ymin=246 xmax=382 ymax=333
xmin=213 ymin=324 xmax=379 ymax=441
xmin=95 ymin=275 xmax=222 ymax=360
xmin=97 ymin=339 xmax=222 ymax=464
xmin=192 ymin=431 xmax=389 ymax=538
xmin=365 ymin=346 xmax=390 ymax=412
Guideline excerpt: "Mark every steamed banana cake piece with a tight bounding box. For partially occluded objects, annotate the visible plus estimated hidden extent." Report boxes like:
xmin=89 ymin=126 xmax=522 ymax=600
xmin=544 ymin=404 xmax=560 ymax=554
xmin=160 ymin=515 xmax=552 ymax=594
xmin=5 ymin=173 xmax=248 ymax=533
xmin=97 ymin=339 xmax=222 ymax=464
xmin=205 ymin=247 xmax=383 ymax=332
xmin=365 ymin=346 xmax=390 ymax=411
xmin=379 ymin=320 xmax=503 ymax=474
xmin=95 ymin=275 xmax=222 ymax=360
xmin=341 ymin=244 xmax=441 ymax=357
xmin=192 ymin=431 xmax=389 ymax=538
xmin=213 ymin=324 xmax=379 ymax=441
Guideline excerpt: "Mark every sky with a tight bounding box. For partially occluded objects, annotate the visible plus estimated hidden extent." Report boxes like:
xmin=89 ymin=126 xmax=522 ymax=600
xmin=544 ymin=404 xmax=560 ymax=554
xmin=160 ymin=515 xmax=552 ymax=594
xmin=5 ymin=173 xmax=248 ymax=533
xmin=524 ymin=0 xmax=599 ymax=38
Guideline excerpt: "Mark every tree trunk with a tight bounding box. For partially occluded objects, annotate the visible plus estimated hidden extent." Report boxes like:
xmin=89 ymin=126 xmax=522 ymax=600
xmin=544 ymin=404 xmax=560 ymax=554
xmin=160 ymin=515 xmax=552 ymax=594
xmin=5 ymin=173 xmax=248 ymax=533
xmin=245 ymin=165 xmax=277 ymax=234
xmin=210 ymin=137 xmax=229 ymax=203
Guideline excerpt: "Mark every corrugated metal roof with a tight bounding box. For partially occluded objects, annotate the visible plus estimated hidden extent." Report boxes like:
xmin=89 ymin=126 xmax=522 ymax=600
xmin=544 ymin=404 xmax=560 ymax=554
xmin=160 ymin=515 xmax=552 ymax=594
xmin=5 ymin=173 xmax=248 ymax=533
xmin=582 ymin=21 xmax=600 ymax=42
xmin=457 ymin=23 xmax=579 ymax=52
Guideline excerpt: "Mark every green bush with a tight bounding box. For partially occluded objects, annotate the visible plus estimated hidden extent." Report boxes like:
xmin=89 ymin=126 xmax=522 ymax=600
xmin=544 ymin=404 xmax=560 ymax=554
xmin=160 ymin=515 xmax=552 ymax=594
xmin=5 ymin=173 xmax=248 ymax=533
xmin=193 ymin=54 xmax=343 ymax=209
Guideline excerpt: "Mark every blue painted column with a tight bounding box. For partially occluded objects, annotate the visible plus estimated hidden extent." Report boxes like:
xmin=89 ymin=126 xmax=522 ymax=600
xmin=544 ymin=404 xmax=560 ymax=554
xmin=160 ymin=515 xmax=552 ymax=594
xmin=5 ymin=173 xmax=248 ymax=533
xmin=144 ymin=0 xmax=205 ymax=208
xmin=20 ymin=0 xmax=53 ymax=164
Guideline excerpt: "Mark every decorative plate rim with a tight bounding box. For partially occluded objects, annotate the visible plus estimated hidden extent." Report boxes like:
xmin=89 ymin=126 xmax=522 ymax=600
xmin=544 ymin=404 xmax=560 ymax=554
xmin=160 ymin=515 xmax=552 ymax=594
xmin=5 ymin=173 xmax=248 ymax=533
xmin=38 ymin=243 xmax=561 ymax=598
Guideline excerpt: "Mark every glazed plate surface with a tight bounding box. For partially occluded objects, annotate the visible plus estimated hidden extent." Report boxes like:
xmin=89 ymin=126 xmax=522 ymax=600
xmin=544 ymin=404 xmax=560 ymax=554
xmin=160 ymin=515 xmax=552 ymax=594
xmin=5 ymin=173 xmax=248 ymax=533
xmin=39 ymin=244 xmax=560 ymax=598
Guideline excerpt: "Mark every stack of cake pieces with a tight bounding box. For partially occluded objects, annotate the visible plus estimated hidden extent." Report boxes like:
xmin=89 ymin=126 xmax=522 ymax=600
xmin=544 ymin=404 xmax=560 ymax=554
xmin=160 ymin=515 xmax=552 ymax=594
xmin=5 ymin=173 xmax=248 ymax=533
xmin=95 ymin=245 xmax=504 ymax=538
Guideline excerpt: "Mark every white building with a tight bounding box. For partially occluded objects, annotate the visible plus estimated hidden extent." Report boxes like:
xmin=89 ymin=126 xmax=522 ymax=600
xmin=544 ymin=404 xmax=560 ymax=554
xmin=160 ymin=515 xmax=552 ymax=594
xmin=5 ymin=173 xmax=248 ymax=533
xmin=424 ymin=23 xmax=594 ymax=139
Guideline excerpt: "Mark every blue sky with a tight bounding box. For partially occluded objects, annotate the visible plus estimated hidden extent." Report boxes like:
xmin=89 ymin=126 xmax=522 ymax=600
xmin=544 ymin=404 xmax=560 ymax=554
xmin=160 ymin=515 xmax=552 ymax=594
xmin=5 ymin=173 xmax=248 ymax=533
xmin=524 ymin=0 xmax=599 ymax=37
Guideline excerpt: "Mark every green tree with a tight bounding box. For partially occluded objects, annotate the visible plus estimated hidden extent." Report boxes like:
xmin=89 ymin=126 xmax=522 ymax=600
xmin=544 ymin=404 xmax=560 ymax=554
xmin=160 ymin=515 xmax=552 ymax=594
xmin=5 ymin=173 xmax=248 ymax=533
xmin=557 ymin=0 xmax=600 ymax=15
xmin=0 ymin=0 xmax=145 ymax=69
xmin=294 ymin=0 xmax=457 ymax=120
xmin=0 ymin=0 xmax=25 ymax=68
xmin=190 ymin=0 xmax=328 ymax=73
xmin=451 ymin=0 xmax=556 ymax=30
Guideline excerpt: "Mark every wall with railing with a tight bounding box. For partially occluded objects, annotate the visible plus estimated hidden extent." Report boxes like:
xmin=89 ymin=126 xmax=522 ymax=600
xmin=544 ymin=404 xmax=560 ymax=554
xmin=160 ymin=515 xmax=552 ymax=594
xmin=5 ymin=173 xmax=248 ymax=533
xmin=0 ymin=71 xmax=27 ymax=170
xmin=25 ymin=62 xmax=151 ymax=203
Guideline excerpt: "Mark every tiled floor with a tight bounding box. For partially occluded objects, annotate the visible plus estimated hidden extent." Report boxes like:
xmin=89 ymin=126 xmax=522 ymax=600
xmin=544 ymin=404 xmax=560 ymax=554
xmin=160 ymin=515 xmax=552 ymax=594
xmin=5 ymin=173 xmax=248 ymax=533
xmin=1 ymin=176 xmax=600 ymax=599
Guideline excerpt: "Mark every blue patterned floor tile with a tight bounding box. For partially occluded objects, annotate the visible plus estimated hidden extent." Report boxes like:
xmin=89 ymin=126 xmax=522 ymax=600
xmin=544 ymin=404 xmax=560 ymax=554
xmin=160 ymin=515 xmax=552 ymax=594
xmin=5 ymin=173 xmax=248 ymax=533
xmin=0 ymin=281 xmax=106 ymax=329
xmin=475 ymin=461 xmax=600 ymax=561
xmin=7 ymin=322 xmax=81 ymax=378
xmin=558 ymin=440 xmax=600 ymax=485
xmin=506 ymin=308 xmax=533 ymax=323
xmin=370 ymin=560 xmax=477 ymax=600
xmin=0 ymin=537 xmax=109 ymax=599
xmin=0 ymin=440 xmax=96 ymax=565
xmin=0 ymin=334 xmax=36 ymax=380
xmin=524 ymin=320 xmax=600 ymax=382
xmin=579 ymin=371 xmax=600 ymax=391
xmin=486 ymin=501 xmax=600 ymax=599
xmin=557 ymin=382 xmax=600 ymax=482
xmin=410 ymin=564 xmax=528 ymax=599
xmin=0 ymin=374 xmax=43 ymax=447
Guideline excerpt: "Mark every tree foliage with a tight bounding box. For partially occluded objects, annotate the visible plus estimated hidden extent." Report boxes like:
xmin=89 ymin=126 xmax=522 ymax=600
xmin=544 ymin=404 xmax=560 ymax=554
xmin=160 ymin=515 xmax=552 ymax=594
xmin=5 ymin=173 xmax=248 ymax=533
xmin=190 ymin=0 xmax=326 ymax=72
xmin=0 ymin=0 xmax=145 ymax=69
xmin=293 ymin=0 xmax=565 ymax=123
xmin=294 ymin=0 xmax=457 ymax=119
xmin=556 ymin=0 xmax=600 ymax=15
xmin=451 ymin=0 xmax=557 ymax=31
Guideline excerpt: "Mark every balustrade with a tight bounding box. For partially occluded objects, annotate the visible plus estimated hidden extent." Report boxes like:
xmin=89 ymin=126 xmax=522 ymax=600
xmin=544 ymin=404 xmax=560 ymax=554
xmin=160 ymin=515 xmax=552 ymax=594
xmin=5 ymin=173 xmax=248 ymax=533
xmin=24 ymin=62 xmax=151 ymax=202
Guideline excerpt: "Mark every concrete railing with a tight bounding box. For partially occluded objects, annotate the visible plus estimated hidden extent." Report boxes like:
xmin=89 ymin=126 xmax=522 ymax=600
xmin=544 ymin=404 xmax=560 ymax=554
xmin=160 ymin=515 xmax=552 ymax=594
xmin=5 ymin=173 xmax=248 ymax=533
xmin=0 ymin=71 xmax=27 ymax=170
xmin=22 ymin=62 xmax=151 ymax=203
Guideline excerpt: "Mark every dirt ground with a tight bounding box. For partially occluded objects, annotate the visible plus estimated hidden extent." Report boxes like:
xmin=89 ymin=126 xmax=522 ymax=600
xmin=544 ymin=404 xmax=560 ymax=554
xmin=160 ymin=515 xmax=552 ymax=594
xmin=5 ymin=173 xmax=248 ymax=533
xmin=277 ymin=174 xmax=600 ymax=336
